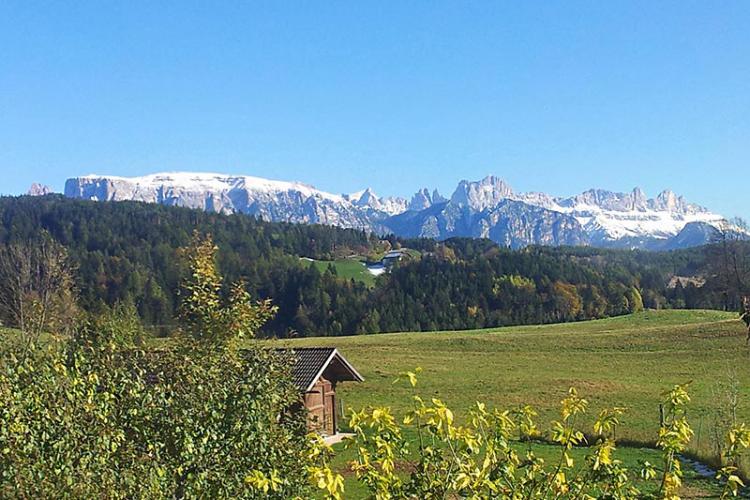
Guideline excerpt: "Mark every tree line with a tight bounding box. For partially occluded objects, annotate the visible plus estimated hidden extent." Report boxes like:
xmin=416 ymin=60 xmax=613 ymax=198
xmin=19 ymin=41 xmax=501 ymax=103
xmin=0 ymin=195 xmax=747 ymax=337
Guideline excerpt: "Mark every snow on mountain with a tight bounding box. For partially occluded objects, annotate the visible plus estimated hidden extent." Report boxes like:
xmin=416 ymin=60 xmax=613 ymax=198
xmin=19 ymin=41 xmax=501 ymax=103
xmin=72 ymin=172 xmax=345 ymax=203
xmin=378 ymin=197 xmax=409 ymax=215
xmin=344 ymin=188 xmax=407 ymax=215
xmin=65 ymin=172 xmax=376 ymax=229
xmin=544 ymin=187 xmax=723 ymax=244
xmin=64 ymin=171 xmax=728 ymax=250
xmin=440 ymin=176 xmax=724 ymax=245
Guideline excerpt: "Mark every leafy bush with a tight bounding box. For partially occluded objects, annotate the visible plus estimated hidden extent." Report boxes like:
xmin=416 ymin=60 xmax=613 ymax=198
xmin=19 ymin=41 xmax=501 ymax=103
xmin=329 ymin=370 xmax=749 ymax=499
xmin=0 ymin=233 xmax=336 ymax=498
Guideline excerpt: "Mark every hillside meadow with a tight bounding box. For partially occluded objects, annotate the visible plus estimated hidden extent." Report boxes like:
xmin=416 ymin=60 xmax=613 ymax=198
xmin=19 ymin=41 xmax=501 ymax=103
xmin=278 ymin=310 xmax=748 ymax=438
xmin=303 ymin=257 xmax=378 ymax=287
xmin=4 ymin=310 xmax=748 ymax=497
xmin=276 ymin=309 xmax=749 ymax=497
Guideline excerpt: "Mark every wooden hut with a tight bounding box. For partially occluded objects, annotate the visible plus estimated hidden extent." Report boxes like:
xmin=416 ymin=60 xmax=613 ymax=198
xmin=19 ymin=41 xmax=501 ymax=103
xmin=284 ymin=347 xmax=363 ymax=436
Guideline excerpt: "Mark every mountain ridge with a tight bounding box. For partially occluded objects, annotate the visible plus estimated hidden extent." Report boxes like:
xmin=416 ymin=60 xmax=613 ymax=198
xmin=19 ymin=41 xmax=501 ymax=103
xmin=63 ymin=171 xmax=729 ymax=250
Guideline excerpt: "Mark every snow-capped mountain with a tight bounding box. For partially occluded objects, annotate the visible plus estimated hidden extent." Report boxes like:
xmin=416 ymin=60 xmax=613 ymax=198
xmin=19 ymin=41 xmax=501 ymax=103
xmin=385 ymin=197 xmax=588 ymax=248
xmin=343 ymin=188 xmax=407 ymax=216
xmin=391 ymin=176 xmax=725 ymax=249
xmin=549 ymin=187 xmax=722 ymax=247
xmin=64 ymin=172 xmax=729 ymax=250
xmin=65 ymin=172 xmax=378 ymax=230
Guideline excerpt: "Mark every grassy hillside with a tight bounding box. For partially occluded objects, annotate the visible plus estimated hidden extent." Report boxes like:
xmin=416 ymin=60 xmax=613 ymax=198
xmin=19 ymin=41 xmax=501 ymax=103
xmin=4 ymin=311 xmax=747 ymax=496
xmin=280 ymin=310 xmax=746 ymax=436
xmin=278 ymin=310 xmax=749 ymax=497
xmin=303 ymin=257 xmax=377 ymax=287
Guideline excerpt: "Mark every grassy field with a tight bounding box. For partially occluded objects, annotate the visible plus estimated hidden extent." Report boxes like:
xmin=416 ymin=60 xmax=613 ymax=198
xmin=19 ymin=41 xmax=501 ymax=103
xmin=5 ymin=311 xmax=748 ymax=496
xmin=277 ymin=309 xmax=750 ymax=497
xmin=303 ymin=257 xmax=377 ymax=287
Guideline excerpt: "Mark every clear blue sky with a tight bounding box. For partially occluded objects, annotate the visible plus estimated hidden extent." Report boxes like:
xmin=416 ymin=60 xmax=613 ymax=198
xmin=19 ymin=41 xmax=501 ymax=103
xmin=1 ymin=1 xmax=748 ymax=219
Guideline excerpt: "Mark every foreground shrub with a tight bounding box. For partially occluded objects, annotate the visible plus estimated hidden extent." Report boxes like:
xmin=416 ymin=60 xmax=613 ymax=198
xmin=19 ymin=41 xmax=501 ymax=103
xmin=0 ymin=234 xmax=336 ymax=499
xmin=0 ymin=334 xmax=317 ymax=498
xmin=336 ymin=369 xmax=749 ymax=499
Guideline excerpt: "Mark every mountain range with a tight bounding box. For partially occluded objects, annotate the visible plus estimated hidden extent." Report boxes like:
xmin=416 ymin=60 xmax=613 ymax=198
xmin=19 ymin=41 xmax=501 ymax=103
xmin=62 ymin=172 xmax=729 ymax=250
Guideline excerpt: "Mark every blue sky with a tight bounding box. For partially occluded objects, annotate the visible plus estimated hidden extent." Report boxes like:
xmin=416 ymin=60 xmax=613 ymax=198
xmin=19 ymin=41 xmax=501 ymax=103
xmin=1 ymin=1 xmax=748 ymax=219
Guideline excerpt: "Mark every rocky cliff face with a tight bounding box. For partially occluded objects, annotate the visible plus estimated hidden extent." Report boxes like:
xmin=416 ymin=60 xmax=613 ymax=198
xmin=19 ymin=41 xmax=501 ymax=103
xmin=450 ymin=175 xmax=514 ymax=211
xmin=64 ymin=172 xmax=727 ymax=249
xmin=383 ymin=199 xmax=587 ymax=248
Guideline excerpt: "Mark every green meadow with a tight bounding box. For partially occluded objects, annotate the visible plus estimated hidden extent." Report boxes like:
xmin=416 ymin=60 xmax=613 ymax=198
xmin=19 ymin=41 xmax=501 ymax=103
xmin=303 ymin=257 xmax=377 ymax=287
xmin=279 ymin=309 xmax=750 ymax=498
xmin=5 ymin=310 xmax=748 ymax=497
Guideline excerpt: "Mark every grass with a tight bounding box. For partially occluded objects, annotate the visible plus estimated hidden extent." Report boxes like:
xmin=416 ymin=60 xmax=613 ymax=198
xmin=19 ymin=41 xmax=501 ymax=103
xmin=276 ymin=309 xmax=750 ymax=498
xmin=303 ymin=257 xmax=377 ymax=287
xmin=5 ymin=311 xmax=747 ymax=496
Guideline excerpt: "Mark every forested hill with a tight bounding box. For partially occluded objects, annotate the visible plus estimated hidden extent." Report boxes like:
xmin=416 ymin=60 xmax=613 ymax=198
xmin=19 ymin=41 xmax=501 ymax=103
xmin=0 ymin=195 xmax=381 ymax=335
xmin=0 ymin=195 xmax=741 ymax=337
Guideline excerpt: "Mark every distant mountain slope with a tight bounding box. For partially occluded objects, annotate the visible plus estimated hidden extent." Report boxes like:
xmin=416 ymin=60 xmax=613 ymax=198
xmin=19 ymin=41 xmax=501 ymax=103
xmin=65 ymin=172 xmax=729 ymax=249
xmin=385 ymin=199 xmax=587 ymax=249
xmin=64 ymin=172 xmax=379 ymax=230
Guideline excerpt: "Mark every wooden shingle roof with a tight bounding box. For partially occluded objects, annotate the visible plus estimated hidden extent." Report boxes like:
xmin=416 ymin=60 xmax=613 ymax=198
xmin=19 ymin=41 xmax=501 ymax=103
xmin=279 ymin=347 xmax=364 ymax=392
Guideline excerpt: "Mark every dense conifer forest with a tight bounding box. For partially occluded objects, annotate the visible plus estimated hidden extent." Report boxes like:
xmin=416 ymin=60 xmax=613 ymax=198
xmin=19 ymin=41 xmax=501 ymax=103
xmin=0 ymin=195 xmax=744 ymax=337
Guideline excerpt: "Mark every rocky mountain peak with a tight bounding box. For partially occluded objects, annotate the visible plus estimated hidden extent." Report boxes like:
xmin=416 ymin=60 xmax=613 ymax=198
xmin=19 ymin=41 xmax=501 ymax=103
xmin=351 ymin=188 xmax=379 ymax=207
xmin=62 ymin=172 xmax=725 ymax=250
xmin=656 ymin=189 xmax=677 ymax=208
xmin=450 ymin=175 xmax=514 ymax=211
xmin=408 ymin=188 xmax=433 ymax=211
xmin=653 ymin=189 xmax=696 ymax=213
xmin=27 ymin=183 xmax=53 ymax=196
xmin=567 ymin=187 xmax=650 ymax=212
xmin=347 ymin=188 xmax=407 ymax=215
xmin=631 ymin=187 xmax=647 ymax=210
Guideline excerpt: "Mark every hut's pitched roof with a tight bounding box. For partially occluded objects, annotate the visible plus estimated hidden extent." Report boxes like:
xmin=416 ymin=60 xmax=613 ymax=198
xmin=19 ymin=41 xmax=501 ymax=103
xmin=280 ymin=347 xmax=364 ymax=392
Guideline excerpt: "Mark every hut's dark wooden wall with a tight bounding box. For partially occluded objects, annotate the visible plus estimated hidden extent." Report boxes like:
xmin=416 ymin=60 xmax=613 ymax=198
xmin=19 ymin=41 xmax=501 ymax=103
xmin=304 ymin=377 xmax=336 ymax=435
